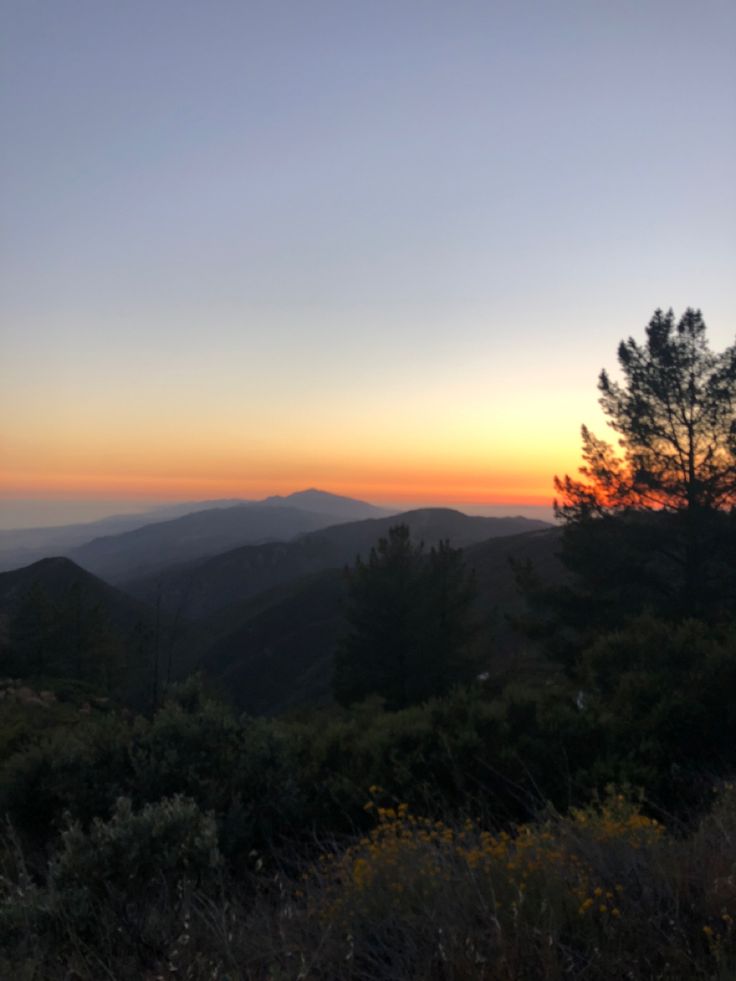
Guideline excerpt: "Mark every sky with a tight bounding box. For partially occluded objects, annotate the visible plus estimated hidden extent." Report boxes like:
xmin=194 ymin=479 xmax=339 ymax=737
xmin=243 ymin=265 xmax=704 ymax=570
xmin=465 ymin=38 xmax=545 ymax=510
xmin=1 ymin=0 xmax=735 ymax=528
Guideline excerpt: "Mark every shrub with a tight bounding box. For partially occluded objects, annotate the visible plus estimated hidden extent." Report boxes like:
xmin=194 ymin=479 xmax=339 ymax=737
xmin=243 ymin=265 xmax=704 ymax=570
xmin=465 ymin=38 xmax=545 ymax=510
xmin=49 ymin=795 xmax=222 ymax=952
xmin=52 ymin=794 xmax=221 ymax=899
xmin=252 ymin=790 xmax=735 ymax=980
xmin=0 ymin=714 xmax=134 ymax=853
xmin=130 ymin=692 xmax=302 ymax=860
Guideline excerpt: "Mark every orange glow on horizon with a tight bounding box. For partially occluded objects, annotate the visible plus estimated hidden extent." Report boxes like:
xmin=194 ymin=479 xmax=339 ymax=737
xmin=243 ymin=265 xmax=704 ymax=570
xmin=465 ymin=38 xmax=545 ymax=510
xmin=0 ymin=347 xmax=596 ymax=518
xmin=0 ymin=467 xmax=561 ymax=509
xmin=0 ymin=394 xmax=587 ymax=512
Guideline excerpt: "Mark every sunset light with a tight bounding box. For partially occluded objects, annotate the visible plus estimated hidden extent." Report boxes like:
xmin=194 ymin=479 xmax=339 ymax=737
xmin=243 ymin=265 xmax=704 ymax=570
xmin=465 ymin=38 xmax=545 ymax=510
xmin=2 ymin=3 xmax=733 ymax=527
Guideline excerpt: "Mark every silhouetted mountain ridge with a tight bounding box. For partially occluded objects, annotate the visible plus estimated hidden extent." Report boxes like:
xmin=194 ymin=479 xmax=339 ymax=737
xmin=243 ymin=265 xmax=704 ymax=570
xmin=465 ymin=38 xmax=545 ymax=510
xmin=0 ymin=557 xmax=154 ymax=635
xmin=124 ymin=508 xmax=551 ymax=621
xmin=0 ymin=490 xmax=389 ymax=574
xmin=0 ymin=501 xmax=257 ymax=573
xmin=68 ymin=496 xmax=387 ymax=583
xmin=259 ymin=488 xmax=390 ymax=519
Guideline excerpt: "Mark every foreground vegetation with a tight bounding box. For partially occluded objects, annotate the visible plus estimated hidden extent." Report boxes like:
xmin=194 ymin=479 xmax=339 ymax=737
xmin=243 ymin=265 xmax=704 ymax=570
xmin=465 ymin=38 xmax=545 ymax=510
xmin=2 ymin=775 xmax=736 ymax=979
xmin=0 ymin=648 xmax=735 ymax=980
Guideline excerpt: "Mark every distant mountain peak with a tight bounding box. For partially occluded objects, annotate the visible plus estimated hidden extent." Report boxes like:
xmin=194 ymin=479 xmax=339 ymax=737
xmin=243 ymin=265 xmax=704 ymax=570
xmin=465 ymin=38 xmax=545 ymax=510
xmin=263 ymin=488 xmax=357 ymax=503
xmin=259 ymin=489 xmax=391 ymax=519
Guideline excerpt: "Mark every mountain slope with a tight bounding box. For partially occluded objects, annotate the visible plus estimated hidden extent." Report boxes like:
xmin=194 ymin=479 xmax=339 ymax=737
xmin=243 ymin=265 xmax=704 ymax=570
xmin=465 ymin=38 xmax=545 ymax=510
xmin=0 ymin=556 xmax=199 ymax=708
xmin=0 ymin=556 xmax=152 ymax=630
xmin=0 ymin=490 xmax=387 ymax=575
xmin=198 ymin=570 xmax=346 ymax=715
xmin=124 ymin=509 xmax=552 ymax=620
xmin=67 ymin=504 xmax=358 ymax=583
xmin=260 ymin=488 xmax=391 ymax=520
xmin=193 ymin=524 xmax=563 ymax=714
xmin=301 ymin=508 xmax=551 ymax=555
xmin=0 ymin=500 xmax=253 ymax=573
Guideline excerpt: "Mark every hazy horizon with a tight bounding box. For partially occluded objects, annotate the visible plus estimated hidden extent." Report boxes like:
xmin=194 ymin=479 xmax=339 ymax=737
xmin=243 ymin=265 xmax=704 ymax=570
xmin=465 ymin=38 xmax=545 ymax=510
xmin=0 ymin=493 xmax=555 ymax=531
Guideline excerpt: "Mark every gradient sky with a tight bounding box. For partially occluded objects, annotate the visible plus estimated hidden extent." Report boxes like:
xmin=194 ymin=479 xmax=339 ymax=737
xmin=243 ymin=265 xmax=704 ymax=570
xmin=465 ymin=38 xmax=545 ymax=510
xmin=1 ymin=0 xmax=735 ymax=527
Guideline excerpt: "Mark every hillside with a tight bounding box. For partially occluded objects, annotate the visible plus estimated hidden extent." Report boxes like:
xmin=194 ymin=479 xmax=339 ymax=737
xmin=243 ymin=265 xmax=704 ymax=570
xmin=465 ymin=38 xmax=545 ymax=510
xmin=0 ymin=557 xmax=166 ymax=695
xmin=301 ymin=507 xmax=550 ymax=554
xmin=68 ymin=502 xmax=367 ymax=583
xmin=194 ymin=525 xmax=562 ymax=714
xmin=0 ymin=490 xmax=388 ymax=578
xmin=259 ymin=488 xmax=391 ymax=520
xmin=0 ymin=556 xmax=153 ymax=632
xmin=124 ymin=508 xmax=552 ymax=620
xmin=0 ymin=500 xmax=251 ymax=573
xmin=197 ymin=569 xmax=345 ymax=714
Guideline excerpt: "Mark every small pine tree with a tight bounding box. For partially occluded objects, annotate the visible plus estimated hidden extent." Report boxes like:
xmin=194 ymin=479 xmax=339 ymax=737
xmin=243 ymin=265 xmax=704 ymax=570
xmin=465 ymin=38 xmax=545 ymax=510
xmin=413 ymin=540 xmax=478 ymax=702
xmin=333 ymin=525 xmax=477 ymax=709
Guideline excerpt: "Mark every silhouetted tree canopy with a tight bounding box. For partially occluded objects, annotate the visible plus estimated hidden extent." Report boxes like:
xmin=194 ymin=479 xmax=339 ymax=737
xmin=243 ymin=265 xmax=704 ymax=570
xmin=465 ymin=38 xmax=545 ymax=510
xmin=546 ymin=309 xmax=736 ymax=644
xmin=333 ymin=525 xmax=477 ymax=709
xmin=556 ymin=308 xmax=736 ymax=519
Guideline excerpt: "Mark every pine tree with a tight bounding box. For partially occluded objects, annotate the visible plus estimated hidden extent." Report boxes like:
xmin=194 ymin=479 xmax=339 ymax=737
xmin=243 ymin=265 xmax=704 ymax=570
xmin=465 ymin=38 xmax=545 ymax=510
xmin=414 ymin=540 xmax=478 ymax=701
xmin=554 ymin=308 xmax=736 ymax=624
xmin=333 ymin=525 xmax=477 ymax=708
xmin=556 ymin=308 xmax=736 ymax=519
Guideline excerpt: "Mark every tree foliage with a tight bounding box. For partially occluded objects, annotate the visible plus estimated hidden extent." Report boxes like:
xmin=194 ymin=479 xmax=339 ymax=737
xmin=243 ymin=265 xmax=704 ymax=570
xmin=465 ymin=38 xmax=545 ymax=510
xmin=333 ymin=525 xmax=478 ymax=709
xmin=556 ymin=308 xmax=736 ymax=518
xmin=553 ymin=309 xmax=736 ymax=622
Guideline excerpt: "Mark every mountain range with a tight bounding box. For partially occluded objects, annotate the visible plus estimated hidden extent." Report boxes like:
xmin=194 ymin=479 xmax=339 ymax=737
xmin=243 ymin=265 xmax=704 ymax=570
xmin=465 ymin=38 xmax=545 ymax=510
xmin=0 ymin=499 xmax=250 ymax=572
xmin=0 ymin=490 xmax=558 ymax=714
xmin=123 ymin=507 xmax=552 ymax=619
xmin=0 ymin=490 xmax=391 ymax=580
